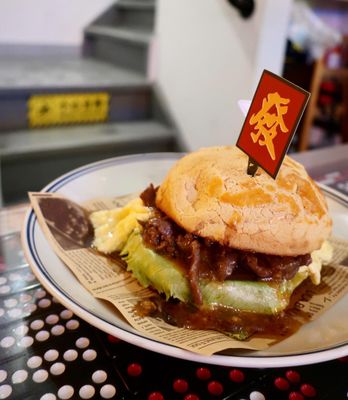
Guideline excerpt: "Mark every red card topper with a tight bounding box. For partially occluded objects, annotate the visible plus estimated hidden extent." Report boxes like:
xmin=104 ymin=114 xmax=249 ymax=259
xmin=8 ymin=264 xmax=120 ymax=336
xmin=236 ymin=70 xmax=310 ymax=179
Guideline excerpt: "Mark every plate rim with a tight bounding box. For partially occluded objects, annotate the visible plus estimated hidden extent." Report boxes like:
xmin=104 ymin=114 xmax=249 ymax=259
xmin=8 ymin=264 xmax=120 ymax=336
xmin=21 ymin=152 xmax=348 ymax=368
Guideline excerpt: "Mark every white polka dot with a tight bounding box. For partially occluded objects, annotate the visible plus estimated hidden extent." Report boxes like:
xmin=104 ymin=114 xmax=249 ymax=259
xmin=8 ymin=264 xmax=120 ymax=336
xmin=19 ymin=293 xmax=32 ymax=303
xmin=100 ymin=384 xmax=116 ymax=399
xmin=51 ymin=325 xmax=65 ymax=336
xmin=8 ymin=273 xmax=21 ymax=282
xmin=82 ymin=349 xmax=97 ymax=362
xmin=66 ymin=320 xmax=79 ymax=330
xmin=79 ymin=385 xmax=95 ymax=399
xmin=50 ymin=363 xmax=65 ymax=376
xmin=27 ymin=356 xmax=42 ymax=369
xmin=0 ymin=308 xmax=4 ymax=317
xmin=35 ymin=330 xmax=50 ymax=342
xmin=0 ymin=277 xmax=7 ymax=285
xmin=4 ymin=298 xmax=17 ymax=308
xmin=75 ymin=337 xmax=89 ymax=349
xmin=92 ymin=370 xmax=107 ymax=384
xmin=19 ymin=336 xmax=34 ymax=348
xmin=14 ymin=324 xmax=29 ymax=336
xmin=40 ymin=394 xmax=57 ymax=400
xmin=32 ymin=369 xmax=48 ymax=383
xmin=249 ymin=391 xmax=266 ymax=400
xmin=0 ymin=384 xmax=12 ymax=398
xmin=44 ymin=349 xmax=59 ymax=362
xmin=0 ymin=336 xmax=15 ymax=348
xmin=30 ymin=320 xmax=44 ymax=330
xmin=38 ymin=299 xmax=51 ymax=308
xmin=12 ymin=369 xmax=28 ymax=384
xmin=0 ymin=286 xmax=10 ymax=294
xmin=45 ymin=314 xmax=59 ymax=325
xmin=0 ymin=370 xmax=7 ymax=383
xmin=35 ymin=289 xmax=46 ymax=299
xmin=23 ymin=303 xmax=37 ymax=313
xmin=7 ymin=308 xmax=21 ymax=318
xmin=57 ymin=385 xmax=74 ymax=399
xmin=60 ymin=310 xmax=73 ymax=320
xmin=63 ymin=349 xmax=78 ymax=362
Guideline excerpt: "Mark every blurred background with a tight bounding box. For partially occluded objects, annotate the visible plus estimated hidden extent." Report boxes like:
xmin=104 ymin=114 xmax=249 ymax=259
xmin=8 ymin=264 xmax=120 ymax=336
xmin=0 ymin=0 xmax=347 ymax=205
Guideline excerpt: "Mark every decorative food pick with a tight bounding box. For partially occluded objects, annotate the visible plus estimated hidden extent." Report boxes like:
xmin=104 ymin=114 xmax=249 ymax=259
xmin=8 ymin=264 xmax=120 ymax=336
xmin=236 ymin=70 xmax=310 ymax=179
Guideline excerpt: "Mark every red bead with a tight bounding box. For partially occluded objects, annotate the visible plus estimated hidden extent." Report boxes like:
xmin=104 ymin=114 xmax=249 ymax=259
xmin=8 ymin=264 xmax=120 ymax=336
xmin=300 ymin=383 xmax=316 ymax=397
xmin=229 ymin=369 xmax=245 ymax=383
xmin=207 ymin=381 xmax=223 ymax=396
xmin=274 ymin=377 xmax=290 ymax=391
xmin=107 ymin=334 xmax=120 ymax=343
xmin=148 ymin=392 xmax=164 ymax=400
xmin=289 ymin=392 xmax=304 ymax=400
xmin=286 ymin=370 xmax=301 ymax=383
xmin=184 ymin=395 xmax=200 ymax=400
xmin=127 ymin=363 xmax=142 ymax=377
xmin=173 ymin=378 xmax=189 ymax=393
xmin=196 ymin=367 xmax=212 ymax=380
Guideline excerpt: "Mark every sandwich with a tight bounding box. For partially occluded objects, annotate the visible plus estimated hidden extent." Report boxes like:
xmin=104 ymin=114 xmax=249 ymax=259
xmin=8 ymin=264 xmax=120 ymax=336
xmin=90 ymin=146 xmax=333 ymax=338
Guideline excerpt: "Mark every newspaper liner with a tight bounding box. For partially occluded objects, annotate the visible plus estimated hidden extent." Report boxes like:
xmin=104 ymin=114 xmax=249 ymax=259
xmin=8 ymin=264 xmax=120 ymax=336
xmin=28 ymin=192 xmax=348 ymax=356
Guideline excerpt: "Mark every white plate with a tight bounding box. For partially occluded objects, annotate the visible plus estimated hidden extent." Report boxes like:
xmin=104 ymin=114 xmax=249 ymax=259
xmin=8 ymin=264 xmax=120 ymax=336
xmin=22 ymin=153 xmax=348 ymax=368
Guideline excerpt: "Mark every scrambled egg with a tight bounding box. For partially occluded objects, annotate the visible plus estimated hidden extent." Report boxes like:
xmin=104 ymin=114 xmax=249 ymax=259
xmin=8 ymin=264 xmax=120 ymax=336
xmin=90 ymin=198 xmax=152 ymax=254
xmin=90 ymin=197 xmax=333 ymax=284
xmin=300 ymin=240 xmax=333 ymax=285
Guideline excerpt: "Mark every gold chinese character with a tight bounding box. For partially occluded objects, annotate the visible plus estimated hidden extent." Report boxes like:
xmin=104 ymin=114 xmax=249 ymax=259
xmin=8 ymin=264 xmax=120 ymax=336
xmin=249 ymin=92 xmax=290 ymax=160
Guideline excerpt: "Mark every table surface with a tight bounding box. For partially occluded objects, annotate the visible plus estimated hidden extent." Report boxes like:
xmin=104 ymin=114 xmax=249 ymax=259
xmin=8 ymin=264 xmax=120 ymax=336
xmin=1 ymin=145 xmax=348 ymax=400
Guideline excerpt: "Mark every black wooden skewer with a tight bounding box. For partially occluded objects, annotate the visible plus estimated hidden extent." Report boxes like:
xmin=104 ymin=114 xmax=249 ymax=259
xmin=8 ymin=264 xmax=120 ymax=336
xmin=247 ymin=157 xmax=259 ymax=177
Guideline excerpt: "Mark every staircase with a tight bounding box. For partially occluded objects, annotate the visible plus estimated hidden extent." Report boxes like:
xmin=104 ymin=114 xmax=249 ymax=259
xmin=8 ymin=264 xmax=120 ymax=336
xmin=0 ymin=0 xmax=179 ymax=205
xmin=84 ymin=0 xmax=156 ymax=74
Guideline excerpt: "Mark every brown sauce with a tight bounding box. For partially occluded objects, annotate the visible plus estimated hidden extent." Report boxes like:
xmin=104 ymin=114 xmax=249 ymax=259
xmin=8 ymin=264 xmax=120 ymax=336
xmin=135 ymin=294 xmax=310 ymax=340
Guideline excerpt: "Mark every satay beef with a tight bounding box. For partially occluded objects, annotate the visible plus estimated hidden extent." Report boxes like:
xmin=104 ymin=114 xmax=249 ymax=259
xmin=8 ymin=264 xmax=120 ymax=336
xmin=140 ymin=185 xmax=312 ymax=305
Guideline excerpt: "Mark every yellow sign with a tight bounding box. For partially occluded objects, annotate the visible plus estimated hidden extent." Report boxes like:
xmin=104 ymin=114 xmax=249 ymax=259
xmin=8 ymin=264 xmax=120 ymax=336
xmin=28 ymin=92 xmax=110 ymax=128
xmin=249 ymin=92 xmax=290 ymax=161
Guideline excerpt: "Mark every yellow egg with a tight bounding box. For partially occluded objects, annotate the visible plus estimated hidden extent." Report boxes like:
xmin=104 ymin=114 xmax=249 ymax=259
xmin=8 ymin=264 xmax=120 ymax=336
xmin=90 ymin=197 xmax=152 ymax=253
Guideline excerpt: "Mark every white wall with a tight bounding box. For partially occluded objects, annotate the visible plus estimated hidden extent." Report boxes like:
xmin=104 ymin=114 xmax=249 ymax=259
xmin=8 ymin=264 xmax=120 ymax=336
xmin=155 ymin=0 xmax=293 ymax=150
xmin=0 ymin=0 xmax=114 ymax=46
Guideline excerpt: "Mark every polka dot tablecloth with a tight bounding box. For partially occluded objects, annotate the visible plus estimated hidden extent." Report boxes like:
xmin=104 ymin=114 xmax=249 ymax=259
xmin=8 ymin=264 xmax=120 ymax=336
xmin=1 ymin=199 xmax=348 ymax=399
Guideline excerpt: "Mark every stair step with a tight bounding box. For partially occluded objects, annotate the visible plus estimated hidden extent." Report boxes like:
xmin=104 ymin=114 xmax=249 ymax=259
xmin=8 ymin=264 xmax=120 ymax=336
xmin=115 ymin=0 xmax=156 ymax=30
xmin=117 ymin=1 xmax=155 ymax=10
xmin=1 ymin=121 xmax=177 ymax=204
xmin=0 ymin=121 xmax=175 ymax=158
xmin=85 ymin=26 xmax=151 ymax=46
xmin=0 ymin=57 xmax=148 ymax=90
xmin=0 ymin=85 xmax=152 ymax=132
xmin=0 ymin=56 xmax=152 ymax=131
xmin=84 ymin=26 xmax=151 ymax=74
xmin=90 ymin=1 xmax=155 ymax=30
